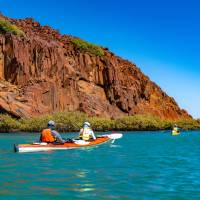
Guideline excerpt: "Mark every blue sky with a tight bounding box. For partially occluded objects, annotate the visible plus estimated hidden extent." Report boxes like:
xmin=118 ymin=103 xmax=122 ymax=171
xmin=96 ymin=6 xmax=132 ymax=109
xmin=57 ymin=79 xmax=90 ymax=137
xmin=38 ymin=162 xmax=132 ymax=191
xmin=1 ymin=0 xmax=199 ymax=118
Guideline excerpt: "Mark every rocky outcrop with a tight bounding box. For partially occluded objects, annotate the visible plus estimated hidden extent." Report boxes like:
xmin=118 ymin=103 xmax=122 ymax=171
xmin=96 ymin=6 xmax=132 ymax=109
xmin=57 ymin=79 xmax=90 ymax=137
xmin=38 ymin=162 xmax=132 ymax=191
xmin=0 ymin=14 xmax=191 ymax=120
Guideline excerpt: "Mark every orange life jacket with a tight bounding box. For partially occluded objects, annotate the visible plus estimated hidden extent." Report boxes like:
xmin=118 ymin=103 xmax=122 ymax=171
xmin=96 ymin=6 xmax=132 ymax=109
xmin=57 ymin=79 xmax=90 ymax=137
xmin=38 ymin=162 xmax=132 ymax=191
xmin=40 ymin=129 xmax=55 ymax=143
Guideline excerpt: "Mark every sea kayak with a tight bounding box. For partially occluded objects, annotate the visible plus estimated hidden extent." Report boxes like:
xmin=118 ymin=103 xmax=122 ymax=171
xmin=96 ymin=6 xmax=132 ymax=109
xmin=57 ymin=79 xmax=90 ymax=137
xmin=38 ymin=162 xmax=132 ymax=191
xmin=14 ymin=133 xmax=123 ymax=153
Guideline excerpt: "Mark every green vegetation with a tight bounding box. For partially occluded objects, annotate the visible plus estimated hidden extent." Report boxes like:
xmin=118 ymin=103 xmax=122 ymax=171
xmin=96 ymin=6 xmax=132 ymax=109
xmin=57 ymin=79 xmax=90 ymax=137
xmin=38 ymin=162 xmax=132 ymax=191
xmin=0 ymin=19 xmax=25 ymax=36
xmin=175 ymin=119 xmax=200 ymax=130
xmin=72 ymin=38 xmax=104 ymax=56
xmin=0 ymin=114 xmax=21 ymax=132
xmin=0 ymin=112 xmax=200 ymax=133
xmin=115 ymin=115 xmax=172 ymax=131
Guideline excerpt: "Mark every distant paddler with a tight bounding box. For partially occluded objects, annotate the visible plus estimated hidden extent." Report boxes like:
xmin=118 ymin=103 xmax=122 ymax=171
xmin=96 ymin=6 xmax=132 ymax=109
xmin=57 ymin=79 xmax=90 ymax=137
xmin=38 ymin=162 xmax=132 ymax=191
xmin=171 ymin=124 xmax=180 ymax=136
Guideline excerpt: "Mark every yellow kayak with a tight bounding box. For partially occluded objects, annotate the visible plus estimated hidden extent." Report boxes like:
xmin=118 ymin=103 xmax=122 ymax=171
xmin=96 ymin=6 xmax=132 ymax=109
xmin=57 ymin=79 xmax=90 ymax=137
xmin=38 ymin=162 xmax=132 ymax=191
xmin=171 ymin=130 xmax=180 ymax=136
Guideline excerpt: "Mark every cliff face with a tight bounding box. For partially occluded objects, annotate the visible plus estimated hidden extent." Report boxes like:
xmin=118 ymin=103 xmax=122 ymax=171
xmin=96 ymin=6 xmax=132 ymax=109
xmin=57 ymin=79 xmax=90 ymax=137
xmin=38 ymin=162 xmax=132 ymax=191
xmin=0 ymin=15 xmax=191 ymax=120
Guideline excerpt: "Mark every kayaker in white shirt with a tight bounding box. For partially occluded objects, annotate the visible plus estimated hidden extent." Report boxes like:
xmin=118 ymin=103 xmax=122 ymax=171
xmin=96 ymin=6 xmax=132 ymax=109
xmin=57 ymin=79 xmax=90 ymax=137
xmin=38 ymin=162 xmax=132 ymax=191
xmin=79 ymin=121 xmax=96 ymax=141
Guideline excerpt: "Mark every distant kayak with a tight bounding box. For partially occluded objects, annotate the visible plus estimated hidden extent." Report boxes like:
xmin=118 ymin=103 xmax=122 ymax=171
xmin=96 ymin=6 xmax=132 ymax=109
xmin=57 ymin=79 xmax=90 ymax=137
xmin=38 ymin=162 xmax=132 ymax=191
xmin=171 ymin=130 xmax=181 ymax=136
xmin=14 ymin=133 xmax=123 ymax=153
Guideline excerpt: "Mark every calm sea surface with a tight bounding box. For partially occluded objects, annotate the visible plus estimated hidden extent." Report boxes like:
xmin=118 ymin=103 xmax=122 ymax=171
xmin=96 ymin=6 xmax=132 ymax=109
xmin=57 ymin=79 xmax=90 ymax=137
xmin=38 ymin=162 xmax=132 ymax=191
xmin=0 ymin=131 xmax=200 ymax=200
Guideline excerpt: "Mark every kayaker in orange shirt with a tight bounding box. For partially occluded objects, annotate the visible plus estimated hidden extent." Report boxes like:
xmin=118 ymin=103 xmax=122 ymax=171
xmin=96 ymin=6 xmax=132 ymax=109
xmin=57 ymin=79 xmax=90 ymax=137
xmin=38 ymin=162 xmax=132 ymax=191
xmin=40 ymin=120 xmax=65 ymax=144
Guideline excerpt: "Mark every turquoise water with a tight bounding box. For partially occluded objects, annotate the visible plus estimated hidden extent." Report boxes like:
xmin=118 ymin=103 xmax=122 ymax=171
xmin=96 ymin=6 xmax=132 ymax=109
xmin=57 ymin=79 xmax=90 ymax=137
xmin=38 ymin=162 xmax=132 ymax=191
xmin=0 ymin=131 xmax=200 ymax=200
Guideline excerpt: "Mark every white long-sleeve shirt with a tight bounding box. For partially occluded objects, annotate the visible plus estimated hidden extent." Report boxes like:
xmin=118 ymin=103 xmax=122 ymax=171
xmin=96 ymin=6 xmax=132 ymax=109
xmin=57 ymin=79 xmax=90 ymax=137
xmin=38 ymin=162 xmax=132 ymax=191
xmin=79 ymin=127 xmax=96 ymax=140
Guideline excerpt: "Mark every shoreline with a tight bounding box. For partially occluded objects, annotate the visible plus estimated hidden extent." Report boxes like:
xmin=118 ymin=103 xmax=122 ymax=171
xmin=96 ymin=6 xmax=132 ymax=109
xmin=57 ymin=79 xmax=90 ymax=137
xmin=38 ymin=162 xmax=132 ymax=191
xmin=1 ymin=129 xmax=200 ymax=135
xmin=1 ymin=111 xmax=200 ymax=133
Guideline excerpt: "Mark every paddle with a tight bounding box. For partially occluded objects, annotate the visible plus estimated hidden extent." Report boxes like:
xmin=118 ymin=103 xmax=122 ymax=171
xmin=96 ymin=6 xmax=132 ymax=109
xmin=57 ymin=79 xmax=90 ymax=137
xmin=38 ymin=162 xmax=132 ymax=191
xmin=105 ymin=133 xmax=123 ymax=140
xmin=101 ymin=133 xmax=123 ymax=143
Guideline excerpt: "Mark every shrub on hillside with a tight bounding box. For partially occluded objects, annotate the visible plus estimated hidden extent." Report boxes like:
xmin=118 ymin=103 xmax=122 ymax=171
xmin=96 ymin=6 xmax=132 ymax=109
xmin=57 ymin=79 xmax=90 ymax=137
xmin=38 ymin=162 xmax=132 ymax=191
xmin=0 ymin=20 xmax=25 ymax=36
xmin=72 ymin=38 xmax=104 ymax=56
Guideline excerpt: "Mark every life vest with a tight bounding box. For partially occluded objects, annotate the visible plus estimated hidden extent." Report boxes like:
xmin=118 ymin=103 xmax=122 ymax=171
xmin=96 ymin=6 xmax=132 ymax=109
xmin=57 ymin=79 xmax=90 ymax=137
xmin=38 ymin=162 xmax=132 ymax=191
xmin=40 ymin=129 xmax=55 ymax=143
xmin=80 ymin=128 xmax=91 ymax=141
xmin=173 ymin=127 xmax=178 ymax=132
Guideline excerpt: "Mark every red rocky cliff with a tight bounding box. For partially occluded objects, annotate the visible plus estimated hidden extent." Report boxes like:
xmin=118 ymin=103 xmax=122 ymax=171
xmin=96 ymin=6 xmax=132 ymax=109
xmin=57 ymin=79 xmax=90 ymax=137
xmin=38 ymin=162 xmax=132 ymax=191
xmin=0 ymin=15 xmax=191 ymax=120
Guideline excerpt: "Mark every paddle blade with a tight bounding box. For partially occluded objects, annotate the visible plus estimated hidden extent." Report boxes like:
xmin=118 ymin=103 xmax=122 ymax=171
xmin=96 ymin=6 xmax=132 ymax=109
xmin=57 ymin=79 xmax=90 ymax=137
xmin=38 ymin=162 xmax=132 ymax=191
xmin=107 ymin=133 xmax=123 ymax=140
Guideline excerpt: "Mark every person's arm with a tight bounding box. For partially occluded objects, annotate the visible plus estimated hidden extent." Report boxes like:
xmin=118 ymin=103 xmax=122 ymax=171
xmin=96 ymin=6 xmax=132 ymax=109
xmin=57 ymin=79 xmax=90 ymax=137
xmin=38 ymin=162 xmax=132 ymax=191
xmin=39 ymin=134 xmax=42 ymax=142
xmin=90 ymin=129 xmax=96 ymax=140
xmin=79 ymin=128 xmax=83 ymax=134
xmin=51 ymin=130 xmax=65 ymax=143
xmin=79 ymin=128 xmax=83 ymax=138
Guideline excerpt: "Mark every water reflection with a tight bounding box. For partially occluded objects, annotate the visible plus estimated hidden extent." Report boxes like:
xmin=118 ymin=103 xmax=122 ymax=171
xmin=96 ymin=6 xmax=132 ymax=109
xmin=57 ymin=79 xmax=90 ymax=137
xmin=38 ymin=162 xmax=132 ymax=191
xmin=75 ymin=169 xmax=88 ymax=178
xmin=72 ymin=169 xmax=96 ymax=193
